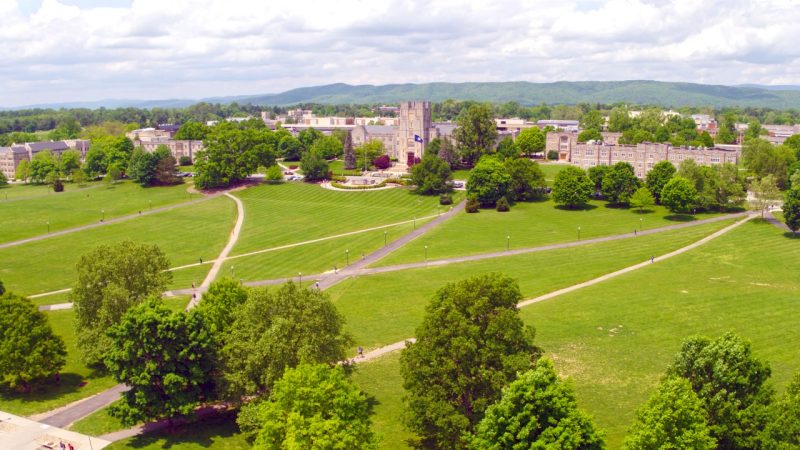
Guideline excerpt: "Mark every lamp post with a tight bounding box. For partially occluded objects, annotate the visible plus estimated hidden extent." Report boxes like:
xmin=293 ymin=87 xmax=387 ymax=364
xmin=413 ymin=216 xmax=416 ymax=230
xmin=101 ymin=209 xmax=105 ymax=222
xmin=639 ymin=218 xmax=643 ymax=230
xmin=384 ymin=231 xmax=387 ymax=247
xmin=230 ymin=265 xmax=235 ymax=276
xmin=346 ymin=249 xmax=349 ymax=266
xmin=298 ymin=272 xmax=302 ymax=287
xmin=149 ymin=199 xmax=152 ymax=210
xmin=506 ymin=235 xmax=510 ymax=251
xmin=578 ymin=226 xmax=581 ymax=241
xmin=47 ymin=221 xmax=50 ymax=234
xmin=424 ymin=245 xmax=428 ymax=261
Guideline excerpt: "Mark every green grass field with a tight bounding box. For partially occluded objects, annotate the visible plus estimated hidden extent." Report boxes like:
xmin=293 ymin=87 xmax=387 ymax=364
xmin=107 ymin=412 xmax=249 ymax=450
xmin=328 ymin=159 xmax=363 ymax=176
xmin=0 ymin=180 xmax=202 ymax=244
xmin=230 ymin=183 xmax=459 ymax=255
xmin=330 ymin=219 xmax=736 ymax=353
xmin=376 ymin=198 xmax=728 ymax=266
xmin=0 ymin=196 xmax=235 ymax=296
xmin=515 ymin=220 xmax=800 ymax=447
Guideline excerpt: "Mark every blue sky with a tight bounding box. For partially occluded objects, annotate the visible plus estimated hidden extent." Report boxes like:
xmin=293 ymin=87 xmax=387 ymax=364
xmin=2 ymin=0 xmax=799 ymax=107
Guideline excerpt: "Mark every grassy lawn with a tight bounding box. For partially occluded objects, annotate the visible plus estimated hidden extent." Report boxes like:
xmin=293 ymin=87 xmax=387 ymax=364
xmin=0 ymin=180 xmax=202 ymax=244
xmin=539 ymin=162 xmax=567 ymax=182
xmin=451 ymin=169 xmax=471 ymax=180
xmin=353 ymin=353 xmax=414 ymax=450
xmin=0 ymin=196 xmax=235 ymax=296
xmin=221 ymin=220 xmax=434 ymax=282
xmin=69 ymin=402 xmax=126 ymax=436
xmin=230 ymin=183 xmax=460 ymax=255
xmin=376 ymin=197 xmax=729 ymax=266
xmin=330 ymin=219 xmax=736 ymax=354
xmin=328 ymin=159 xmax=363 ymax=176
xmin=516 ymin=220 xmax=800 ymax=447
xmin=107 ymin=411 xmax=249 ymax=449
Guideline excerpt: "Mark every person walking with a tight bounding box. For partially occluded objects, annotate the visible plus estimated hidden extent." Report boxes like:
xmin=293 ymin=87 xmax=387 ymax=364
xmin=358 ymin=346 xmax=364 ymax=358
xmin=650 ymin=255 xmax=654 ymax=264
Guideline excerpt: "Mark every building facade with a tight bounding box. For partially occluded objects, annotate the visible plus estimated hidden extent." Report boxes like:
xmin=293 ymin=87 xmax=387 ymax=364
xmin=136 ymin=138 xmax=204 ymax=162
xmin=0 ymin=140 xmax=91 ymax=180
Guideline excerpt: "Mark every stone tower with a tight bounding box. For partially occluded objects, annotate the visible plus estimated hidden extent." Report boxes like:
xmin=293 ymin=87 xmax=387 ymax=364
xmin=396 ymin=101 xmax=432 ymax=164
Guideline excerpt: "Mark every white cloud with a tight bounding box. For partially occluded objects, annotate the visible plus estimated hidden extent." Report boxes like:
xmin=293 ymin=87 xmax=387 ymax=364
xmin=2 ymin=0 xmax=800 ymax=106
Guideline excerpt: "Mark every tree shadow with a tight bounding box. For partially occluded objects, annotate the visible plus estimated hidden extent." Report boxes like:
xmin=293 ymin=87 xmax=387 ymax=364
xmin=0 ymin=372 xmax=87 ymax=402
xmin=603 ymin=203 xmax=629 ymax=210
xmin=632 ymin=208 xmax=655 ymax=214
xmin=555 ymin=203 xmax=598 ymax=211
xmin=663 ymin=214 xmax=697 ymax=222
xmin=125 ymin=409 xmax=240 ymax=449
xmin=783 ymin=231 xmax=799 ymax=239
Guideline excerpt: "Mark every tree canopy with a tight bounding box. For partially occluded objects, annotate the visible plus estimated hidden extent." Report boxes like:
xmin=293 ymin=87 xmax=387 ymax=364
xmin=601 ymin=162 xmax=641 ymax=205
xmin=411 ymin=154 xmax=452 ymax=195
xmin=515 ymin=127 xmax=545 ymax=155
xmin=552 ymin=166 xmax=594 ymax=208
xmin=300 ymin=149 xmax=329 ymax=181
xmin=174 ymin=121 xmax=209 ymax=140
xmin=401 ymin=273 xmax=541 ymax=449
xmin=467 ymin=156 xmax=512 ymax=207
xmin=194 ymin=121 xmax=276 ymax=189
xmin=661 ymin=176 xmax=698 ymax=214
xmin=504 ymin=157 xmax=546 ymax=201
xmin=454 ymin=104 xmax=498 ymax=167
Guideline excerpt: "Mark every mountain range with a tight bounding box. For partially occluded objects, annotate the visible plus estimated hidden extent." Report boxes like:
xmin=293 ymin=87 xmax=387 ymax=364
xmin=7 ymin=80 xmax=800 ymax=110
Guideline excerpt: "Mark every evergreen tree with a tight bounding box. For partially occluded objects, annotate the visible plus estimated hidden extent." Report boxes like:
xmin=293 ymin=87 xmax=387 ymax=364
xmin=343 ymin=131 xmax=356 ymax=169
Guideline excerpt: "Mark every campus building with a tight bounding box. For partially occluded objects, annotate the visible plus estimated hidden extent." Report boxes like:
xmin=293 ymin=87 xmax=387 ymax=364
xmin=0 ymin=139 xmax=90 ymax=180
xmin=128 ymin=125 xmax=203 ymax=163
xmin=546 ymin=131 xmax=740 ymax=178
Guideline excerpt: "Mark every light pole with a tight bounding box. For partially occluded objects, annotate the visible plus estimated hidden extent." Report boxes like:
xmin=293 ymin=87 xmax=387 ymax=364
xmin=413 ymin=216 xmax=416 ymax=230
xmin=639 ymin=218 xmax=643 ymax=230
xmin=101 ymin=209 xmax=105 ymax=222
xmin=230 ymin=265 xmax=235 ymax=276
xmin=424 ymin=245 xmax=428 ymax=261
xmin=578 ymin=226 xmax=581 ymax=241
xmin=506 ymin=235 xmax=510 ymax=251
xmin=384 ymin=231 xmax=387 ymax=247
xmin=298 ymin=272 xmax=302 ymax=287
xmin=149 ymin=199 xmax=152 ymax=210
xmin=346 ymin=249 xmax=349 ymax=266
xmin=47 ymin=221 xmax=50 ymax=234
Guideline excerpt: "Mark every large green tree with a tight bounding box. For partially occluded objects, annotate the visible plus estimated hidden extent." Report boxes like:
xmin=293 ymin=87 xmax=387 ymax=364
xmin=0 ymin=293 xmax=66 ymax=391
xmin=356 ymin=140 xmax=384 ymax=171
xmin=552 ymin=166 xmax=594 ymax=208
xmin=238 ymin=364 xmax=377 ymax=449
xmin=454 ymin=104 xmax=498 ymax=166
xmin=504 ymin=157 xmax=546 ymax=201
xmin=300 ymin=149 xmax=329 ymax=181
xmin=194 ymin=122 xmax=276 ymax=189
xmin=623 ymin=377 xmax=715 ymax=450
xmin=105 ymin=299 xmax=216 ymax=426
xmin=579 ymin=110 xmax=604 ymax=131
xmin=783 ymin=186 xmax=800 ymax=233
xmin=400 ymin=273 xmax=542 ymax=449
xmin=467 ymin=156 xmax=512 ymax=207
xmin=59 ymin=149 xmax=82 ymax=175
xmin=645 ymin=160 xmax=676 ymax=204
xmin=601 ymin=162 xmax=641 ymax=205
xmin=515 ymin=127 xmax=545 ymax=156
xmin=278 ymin=135 xmax=303 ymax=162
xmin=174 ymin=121 xmax=209 ymax=140
xmin=742 ymin=138 xmax=796 ymax=189
xmin=15 ymin=159 xmax=30 ymax=182
xmin=661 ymin=176 xmax=699 ymax=214
xmin=667 ymin=332 xmax=774 ymax=449
xmin=195 ymin=277 xmax=248 ymax=336
xmin=411 ymin=153 xmax=452 ymax=195
xmin=761 ymin=372 xmax=800 ymax=448
xmin=469 ymin=358 xmax=604 ymax=449
xmin=629 ymin=186 xmax=655 ymax=211
xmin=750 ymin=175 xmax=780 ymax=218
xmin=71 ymin=241 xmax=172 ymax=365
xmin=29 ymin=150 xmax=58 ymax=183
xmin=310 ymin=135 xmax=343 ymax=160
xmin=221 ymin=282 xmax=351 ymax=399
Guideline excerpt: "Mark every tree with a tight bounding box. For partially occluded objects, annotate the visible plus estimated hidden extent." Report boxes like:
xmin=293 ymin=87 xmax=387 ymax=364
xmin=496 ymin=136 xmax=520 ymax=160
xmin=552 ymin=166 xmax=594 ymax=208
xmin=623 ymin=377 xmax=715 ymax=450
xmin=745 ymin=120 xmax=764 ymax=140
xmin=297 ymin=128 xmax=323 ymax=150
xmin=373 ymin=154 xmax=391 ymax=170
xmin=174 ymin=121 xmax=209 ymax=140
xmin=743 ymin=139 xmax=796 ymax=189
xmin=127 ymin=147 xmax=158 ymax=185
xmin=0 ymin=279 xmax=4 ymax=296
xmin=15 ymin=159 xmax=30 ymax=182
xmin=454 ymin=104 xmax=498 ymax=166
xmin=105 ymin=165 xmax=122 ymax=184
xmin=71 ymin=241 xmax=172 ymax=365
xmin=588 ymin=165 xmax=611 ymax=195
xmin=601 ymin=162 xmax=641 ymax=205
xmin=152 ymin=146 xmax=181 ymax=185
xmin=411 ymin=154 xmax=452 ymax=195
xmin=580 ymin=109 xmax=604 ymax=131
xmin=515 ymin=127 xmax=545 ymax=156
xmin=265 ymin=165 xmax=284 ymax=184
xmin=645 ymin=161 xmax=676 ymax=204
xmin=59 ymin=149 xmax=82 ymax=175
xmin=300 ymin=149 xmax=329 ymax=181
xmin=343 ymin=131 xmax=356 ymax=169
xmin=29 ymin=150 xmax=57 ymax=183
xmin=356 ymin=140 xmax=384 ymax=171
xmin=83 ymin=146 xmax=107 ymax=178
xmin=311 ymin=135 xmax=343 ymax=160
xmin=71 ymin=168 xmax=86 ymax=186
xmin=608 ymin=106 xmax=633 ymax=132
xmin=578 ymin=129 xmax=603 ymax=143
xmin=783 ymin=187 xmax=800 ymax=233
xmin=96 ymin=136 xmax=135 ymax=172
xmin=661 ymin=177 xmax=698 ymax=214
xmin=401 ymin=273 xmax=541 ymax=449
xmin=278 ymin=135 xmax=303 ymax=162
xmin=750 ymin=175 xmax=780 ymax=218
xmin=784 ymin=134 xmax=800 ymax=160
xmin=761 ymin=372 xmax=800 ymax=448
xmin=469 ymin=358 xmax=604 ymax=450
xmin=0 ymin=293 xmax=66 ymax=391
xmin=221 ymin=282 xmax=351 ymax=399
xmin=467 ymin=156 xmax=512 ymax=207
xmin=105 ymin=299 xmax=216 ymax=426
xmin=0 ymin=171 xmax=7 ymax=187
xmin=630 ymin=187 xmax=655 ymax=211
xmin=195 ymin=278 xmax=249 ymax=336
xmin=667 ymin=332 xmax=774 ymax=449
xmin=504 ymin=157 xmax=546 ymax=201
xmin=238 ymin=364 xmax=377 ymax=449
xmin=194 ymin=122 xmax=276 ymax=189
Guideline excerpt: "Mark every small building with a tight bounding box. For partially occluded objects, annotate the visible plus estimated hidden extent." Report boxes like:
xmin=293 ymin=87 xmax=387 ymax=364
xmin=0 ymin=139 xmax=91 ymax=180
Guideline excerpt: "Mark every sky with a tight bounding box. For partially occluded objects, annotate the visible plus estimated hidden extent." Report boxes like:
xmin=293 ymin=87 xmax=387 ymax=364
xmin=2 ymin=0 xmax=800 ymax=107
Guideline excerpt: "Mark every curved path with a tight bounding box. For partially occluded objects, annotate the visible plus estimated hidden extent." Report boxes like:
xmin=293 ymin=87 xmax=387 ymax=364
xmin=0 ymin=194 xmax=216 ymax=250
xmin=351 ymin=213 xmax=757 ymax=362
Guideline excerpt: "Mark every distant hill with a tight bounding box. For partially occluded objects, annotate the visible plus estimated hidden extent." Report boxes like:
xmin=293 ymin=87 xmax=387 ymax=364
xmin=7 ymin=80 xmax=800 ymax=110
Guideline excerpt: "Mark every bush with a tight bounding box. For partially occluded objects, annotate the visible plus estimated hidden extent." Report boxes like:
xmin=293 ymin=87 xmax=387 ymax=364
xmin=178 ymin=156 xmax=192 ymax=166
xmin=329 ymin=175 xmax=347 ymax=182
xmin=288 ymin=165 xmax=298 ymax=170
xmin=496 ymin=196 xmax=510 ymax=212
xmin=466 ymin=196 xmax=480 ymax=213
xmin=547 ymin=150 xmax=559 ymax=160
xmin=374 ymin=154 xmax=391 ymax=170
xmin=386 ymin=178 xmax=408 ymax=185
xmin=439 ymin=193 xmax=453 ymax=205
xmin=331 ymin=180 xmax=387 ymax=190
xmin=265 ymin=165 xmax=284 ymax=184
xmin=52 ymin=178 xmax=64 ymax=192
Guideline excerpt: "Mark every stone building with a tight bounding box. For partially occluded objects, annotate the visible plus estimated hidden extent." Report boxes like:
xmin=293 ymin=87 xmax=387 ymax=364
xmin=0 ymin=139 xmax=90 ymax=180
xmin=136 ymin=138 xmax=204 ymax=163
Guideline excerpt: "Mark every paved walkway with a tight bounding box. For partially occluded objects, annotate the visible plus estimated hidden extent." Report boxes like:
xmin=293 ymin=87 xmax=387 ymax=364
xmin=32 ymin=384 xmax=130 ymax=428
xmin=351 ymin=213 xmax=757 ymax=363
xmin=187 ymin=192 xmax=245 ymax=308
xmin=0 ymin=194 xmax=215 ymax=250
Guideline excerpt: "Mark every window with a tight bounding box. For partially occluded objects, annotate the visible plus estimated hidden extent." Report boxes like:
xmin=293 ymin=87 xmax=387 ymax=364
xmin=585 ymin=149 xmax=594 ymax=156
xmin=648 ymin=153 xmax=654 ymax=159
xmin=601 ymin=150 xmax=608 ymax=156
xmin=647 ymin=162 xmax=654 ymax=168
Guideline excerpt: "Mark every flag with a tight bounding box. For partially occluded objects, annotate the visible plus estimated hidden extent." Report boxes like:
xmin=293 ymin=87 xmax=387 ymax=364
xmin=414 ymin=134 xmax=423 ymax=143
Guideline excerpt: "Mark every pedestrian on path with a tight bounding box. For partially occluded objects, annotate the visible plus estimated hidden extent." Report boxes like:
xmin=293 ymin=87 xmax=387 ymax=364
xmin=358 ymin=346 xmax=364 ymax=358
xmin=315 ymin=281 xmax=320 ymax=289
xmin=650 ymin=255 xmax=654 ymax=263
xmin=59 ymin=442 xmax=65 ymax=450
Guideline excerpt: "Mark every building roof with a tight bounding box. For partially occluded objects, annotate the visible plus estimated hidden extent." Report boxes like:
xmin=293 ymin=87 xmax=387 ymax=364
xmin=363 ymin=125 xmax=396 ymax=134
xmin=27 ymin=141 xmax=69 ymax=152
xmin=434 ymin=123 xmax=458 ymax=135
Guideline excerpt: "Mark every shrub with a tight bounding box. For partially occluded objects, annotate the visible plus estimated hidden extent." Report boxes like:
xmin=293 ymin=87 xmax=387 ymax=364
xmin=288 ymin=165 xmax=298 ymax=170
xmin=52 ymin=178 xmax=64 ymax=192
xmin=547 ymin=150 xmax=559 ymax=160
xmin=178 ymin=156 xmax=192 ymax=166
xmin=374 ymin=154 xmax=391 ymax=170
xmin=466 ymin=196 xmax=480 ymax=213
xmin=496 ymin=196 xmax=510 ymax=212
xmin=386 ymin=178 xmax=408 ymax=186
xmin=439 ymin=193 xmax=453 ymax=205
xmin=329 ymin=175 xmax=347 ymax=182
xmin=265 ymin=165 xmax=284 ymax=184
xmin=331 ymin=180 xmax=387 ymax=190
